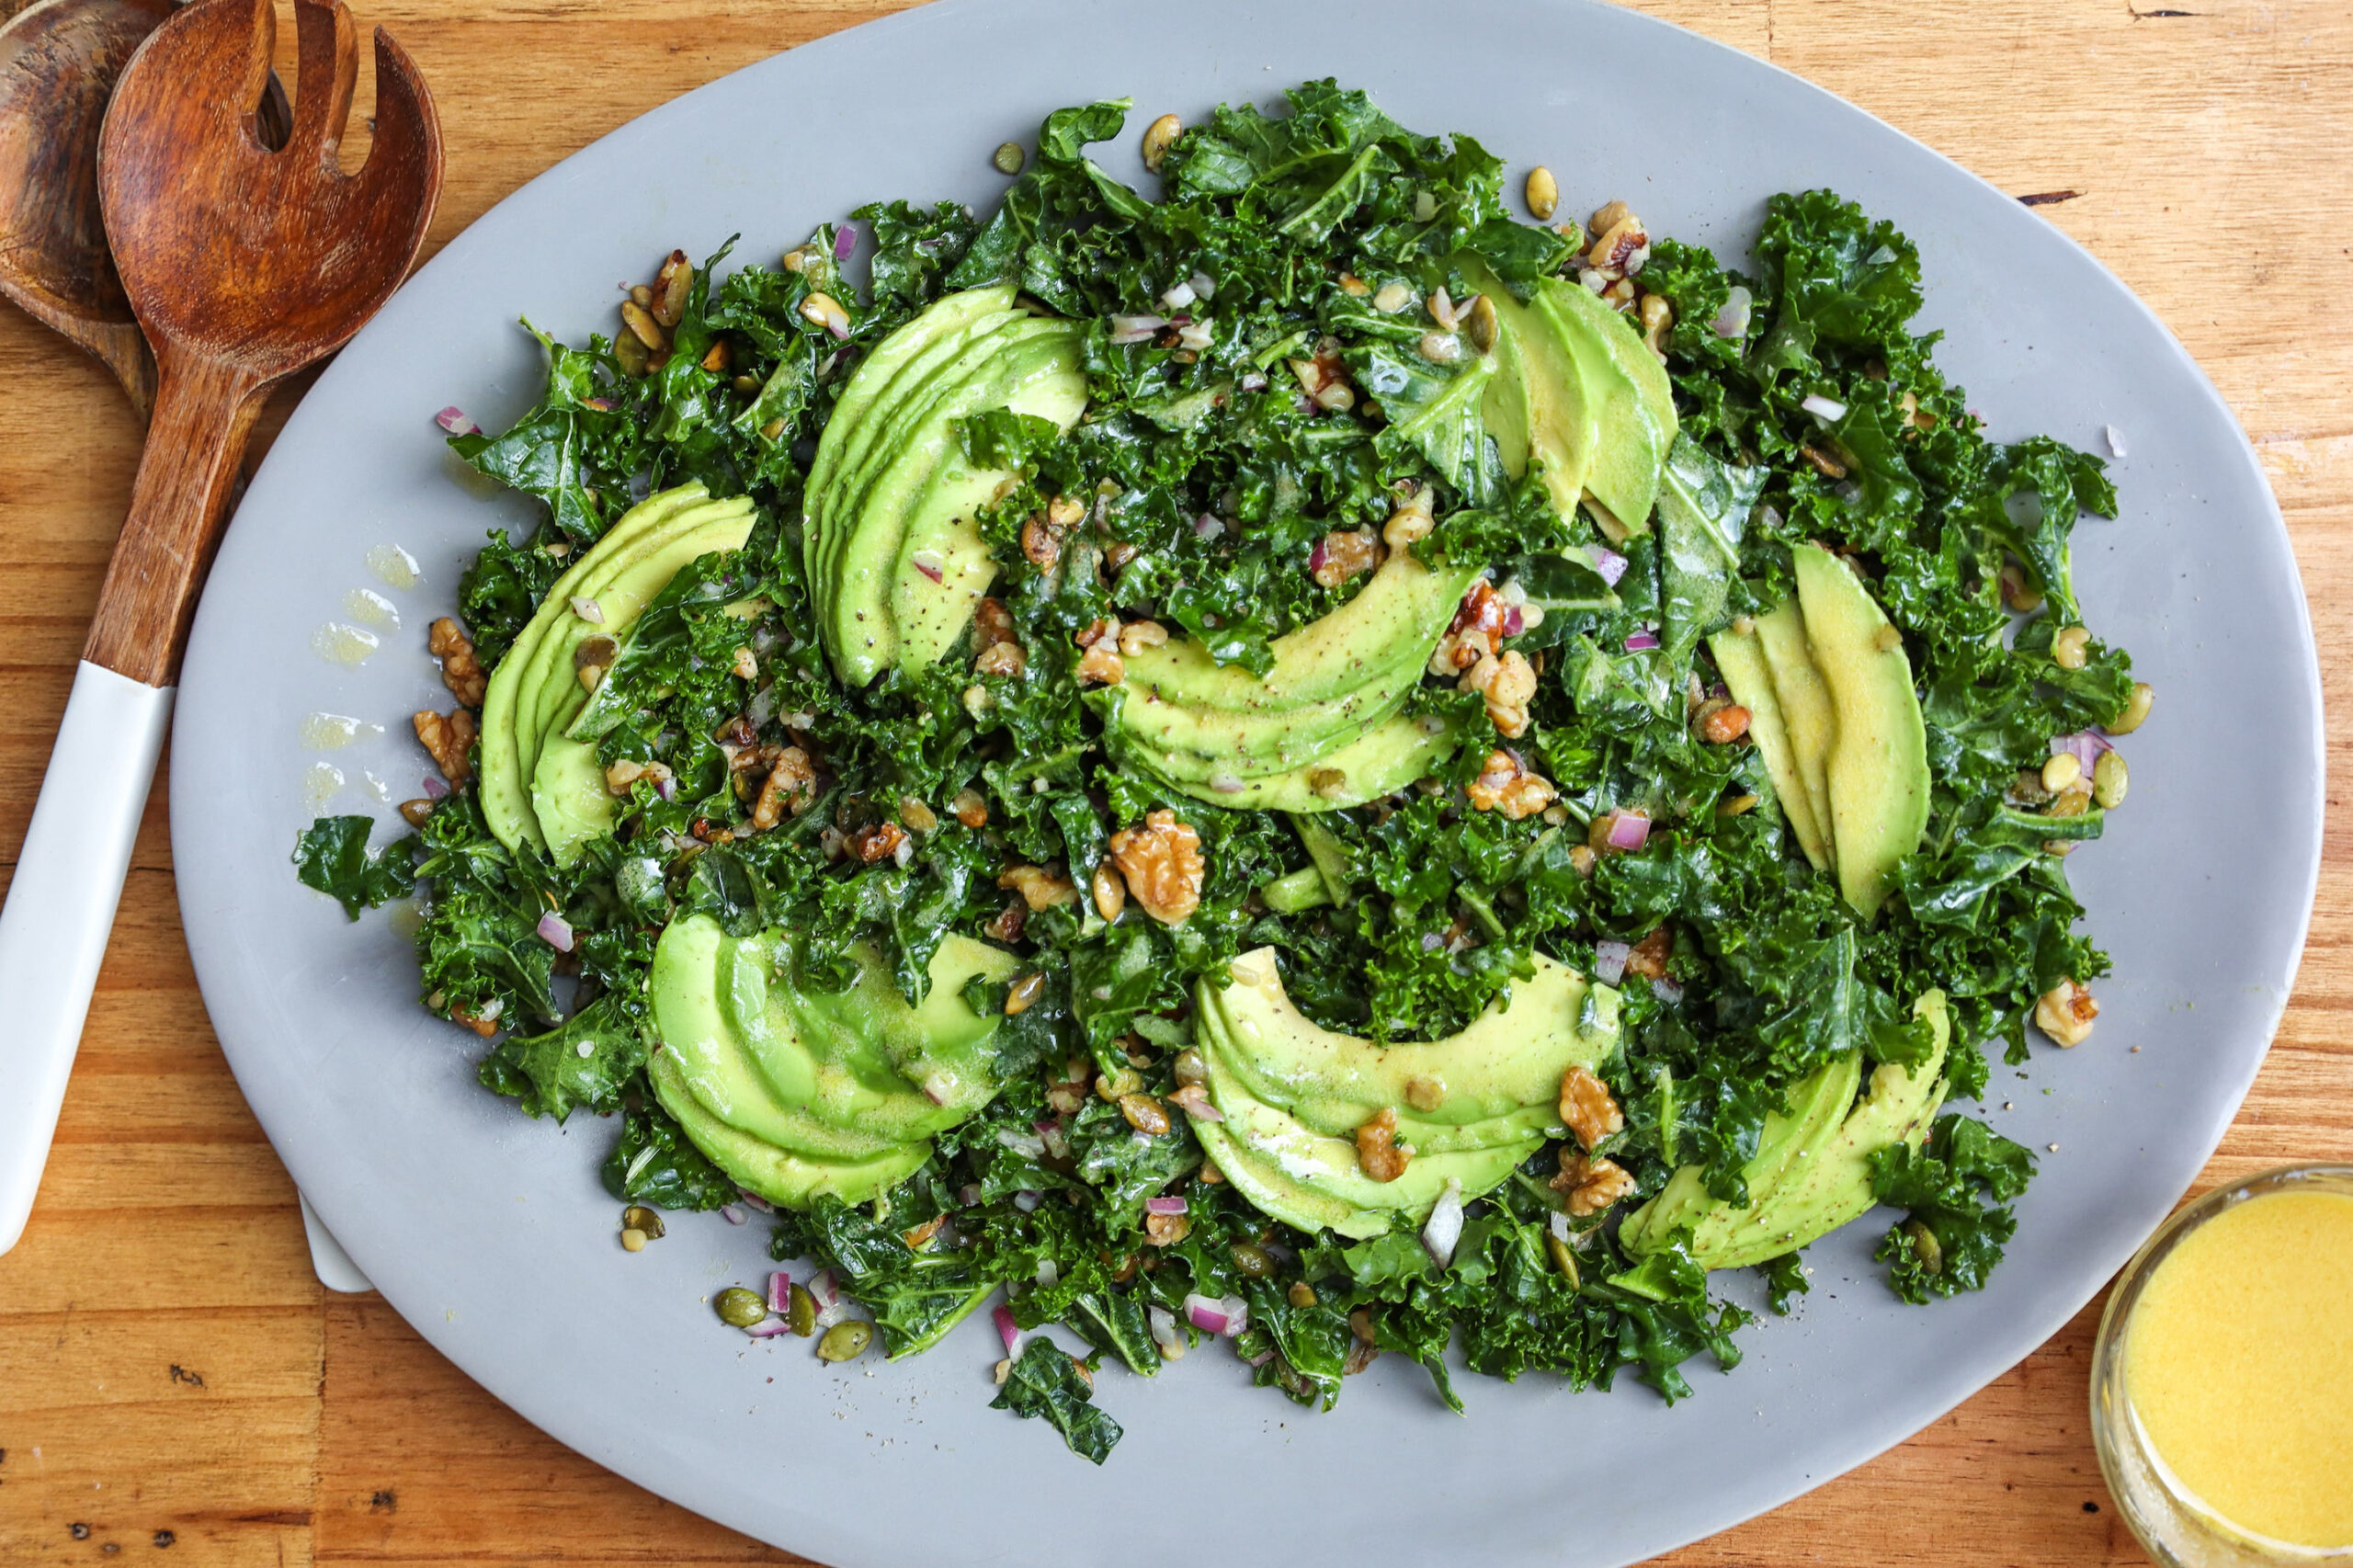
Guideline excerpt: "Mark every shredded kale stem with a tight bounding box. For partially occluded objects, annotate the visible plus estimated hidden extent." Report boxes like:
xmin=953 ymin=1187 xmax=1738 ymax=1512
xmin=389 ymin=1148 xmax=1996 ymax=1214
xmin=314 ymin=81 xmax=2129 ymax=1442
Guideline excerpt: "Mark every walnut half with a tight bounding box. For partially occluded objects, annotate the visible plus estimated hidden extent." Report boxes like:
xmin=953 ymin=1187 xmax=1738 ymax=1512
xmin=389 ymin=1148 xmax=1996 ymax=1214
xmin=1108 ymin=809 xmax=1204 ymax=925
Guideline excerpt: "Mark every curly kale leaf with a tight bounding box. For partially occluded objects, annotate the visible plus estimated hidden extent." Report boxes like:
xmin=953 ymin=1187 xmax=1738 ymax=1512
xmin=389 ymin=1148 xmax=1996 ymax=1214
xmin=788 ymin=1197 xmax=997 ymax=1358
xmin=1870 ymin=1113 xmax=2037 ymax=1302
xmin=293 ymin=815 xmax=417 ymax=918
xmin=478 ymin=994 xmax=645 ymax=1122
xmin=990 ymin=1335 xmax=1123 ymax=1464
xmin=603 ymin=1090 xmax=737 ymax=1210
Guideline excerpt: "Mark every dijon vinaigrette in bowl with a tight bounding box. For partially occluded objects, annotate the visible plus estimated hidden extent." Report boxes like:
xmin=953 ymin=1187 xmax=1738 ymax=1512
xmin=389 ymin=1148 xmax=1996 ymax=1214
xmin=2092 ymin=1165 xmax=2353 ymax=1565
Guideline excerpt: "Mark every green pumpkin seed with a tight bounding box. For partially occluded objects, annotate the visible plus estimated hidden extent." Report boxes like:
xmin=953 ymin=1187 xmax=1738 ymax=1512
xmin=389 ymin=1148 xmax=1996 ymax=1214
xmin=714 ymin=1287 xmax=767 ymax=1328
xmin=789 ymin=1284 xmax=817 ymax=1337
xmin=817 ymin=1321 xmax=873 ymax=1362
xmin=993 ymin=142 xmax=1025 ymax=176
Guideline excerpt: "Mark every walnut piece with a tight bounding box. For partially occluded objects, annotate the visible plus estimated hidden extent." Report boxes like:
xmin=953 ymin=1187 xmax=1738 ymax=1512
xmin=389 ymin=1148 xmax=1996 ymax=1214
xmin=1551 ymin=1150 xmax=1636 ymax=1217
xmin=1623 ymin=926 xmax=1672 ymax=982
xmin=849 ymin=822 xmax=907 ymax=865
xmin=2036 ymin=978 xmax=2098 ymax=1046
xmin=1076 ymin=641 xmax=1126 ymax=686
xmin=950 ymin=788 xmax=989 ymax=829
xmin=1558 ymin=1065 xmax=1624 ymax=1152
xmin=1460 ymin=649 xmax=1539 ymax=738
xmin=1143 ymin=1210 xmax=1190 ymax=1247
xmin=751 ymin=746 xmax=816 ymax=830
xmin=998 ymin=864 xmax=1081 ymax=911
xmin=413 ymin=707 xmax=476 ymax=784
xmin=973 ymin=596 xmax=1017 ymax=649
xmin=1356 ymin=1107 xmax=1411 ymax=1184
xmin=1464 ymin=749 xmax=1556 ymax=820
xmin=1108 ymin=809 xmax=1204 ymax=925
xmin=1312 ymin=528 xmax=1379 ymax=589
xmin=427 ymin=618 xmax=487 ymax=708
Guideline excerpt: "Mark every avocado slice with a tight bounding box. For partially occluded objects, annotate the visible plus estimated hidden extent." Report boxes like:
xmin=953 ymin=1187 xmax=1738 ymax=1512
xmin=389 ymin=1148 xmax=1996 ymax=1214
xmin=477 ymin=482 xmax=712 ymax=852
xmin=1792 ymin=544 xmax=1931 ymax=918
xmin=1752 ymin=598 xmax=1839 ymax=857
xmin=798 ymin=932 xmax=1018 ymax=1119
xmin=1711 ymin=621 xmax=1833 ymax=870
xmin=1461 ymin=258 xmax=1599 ymax=525
xmin=648 ymin=1051 xmax=927 ymax=1210
xmin=1120 ymin=551 xmax=1479 ymax=719
xmin=1536 ymin=278 xmax=1676 ymax=539
xmin=888 ymin=366 xmax=1089 ymax=676
xmin=650 ymin=915 xmax=908 ymax=1162
xmin=1120 ymin=711 xmax=1461 ymax=813
xmin=1190 ymin=1119 xmax=1392 ymax=1241
xmin=1201 ymin=947 xmax=1618 ymax=1135
xmin=801 ymin=285 xmax=1015 ymax=585
xmin=1619 ymin=1045 xmax=1863 ymax=1262
xmin=822 ymin=320 xmax=1085 ymax=684
xmin=1106 ymin=656 xmax=1424 ymax=780
xmin=478 ymin=484 xmax=755 ymax=859
xmin=527 ymin=728 xmax=614 ymax=869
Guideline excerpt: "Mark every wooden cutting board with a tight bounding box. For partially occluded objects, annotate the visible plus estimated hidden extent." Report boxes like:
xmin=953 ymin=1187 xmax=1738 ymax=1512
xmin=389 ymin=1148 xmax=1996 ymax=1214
xmin=1 ymin=1 xmax=2347 ymax=1562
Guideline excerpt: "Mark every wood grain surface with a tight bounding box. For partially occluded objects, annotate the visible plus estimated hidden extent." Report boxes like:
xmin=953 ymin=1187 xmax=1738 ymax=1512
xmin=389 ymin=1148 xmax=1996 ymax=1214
xmin=2 ymin=1 xmax=2347 ymax=1562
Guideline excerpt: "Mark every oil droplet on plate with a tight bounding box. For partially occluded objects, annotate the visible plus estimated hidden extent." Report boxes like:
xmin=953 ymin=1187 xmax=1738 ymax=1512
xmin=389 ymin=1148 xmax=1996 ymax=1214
xmin=302 ymin=762 xmax=345 ymax=809
xmin=313 ymin=623 xmax=380 ymax=665
xmin=366 ymin=544 xmax=421 ymax=591
xmin=361 ymin=770 xmax=392 ymax=802
xmin=299 ymin=712 xmax=383 ymax=750
xmin=344 ymin=587 xmax=401 ymax=630
xmin=388 ymin=901 xmax=423 ymax=939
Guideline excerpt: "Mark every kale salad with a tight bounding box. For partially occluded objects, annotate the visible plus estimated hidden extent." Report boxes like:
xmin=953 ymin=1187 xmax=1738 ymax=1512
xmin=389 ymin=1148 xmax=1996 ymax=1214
xmin=299 ymin=81 xmax=2150 ymax=1464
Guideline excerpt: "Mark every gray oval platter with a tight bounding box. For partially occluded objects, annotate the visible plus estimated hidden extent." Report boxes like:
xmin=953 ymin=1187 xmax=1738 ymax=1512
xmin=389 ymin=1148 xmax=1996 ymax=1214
xmin=170 ymin=0 xmax=2323 ymax=1563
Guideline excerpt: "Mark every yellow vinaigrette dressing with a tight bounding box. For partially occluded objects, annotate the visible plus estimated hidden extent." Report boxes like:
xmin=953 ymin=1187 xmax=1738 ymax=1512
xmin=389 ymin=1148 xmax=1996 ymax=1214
xmin=2124 ymin=1189 xmax=2353 ymax=1551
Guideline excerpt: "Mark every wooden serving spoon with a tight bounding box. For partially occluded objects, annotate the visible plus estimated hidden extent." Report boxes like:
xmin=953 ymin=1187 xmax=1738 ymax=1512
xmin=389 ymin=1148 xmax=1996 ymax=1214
xmin=0 ymin=0 xmax=440 ymax=1256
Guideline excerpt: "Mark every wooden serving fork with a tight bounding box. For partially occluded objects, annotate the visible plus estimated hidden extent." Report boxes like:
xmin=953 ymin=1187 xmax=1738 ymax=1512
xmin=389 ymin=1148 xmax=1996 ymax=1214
xmin=0 ymin=0 xmax=440 ymax=1254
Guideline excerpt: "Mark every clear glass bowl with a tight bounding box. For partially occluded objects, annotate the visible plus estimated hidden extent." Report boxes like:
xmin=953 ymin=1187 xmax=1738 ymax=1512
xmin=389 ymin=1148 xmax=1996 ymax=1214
xmin=2091 ymin=1163 xmax=2353 ymax=1566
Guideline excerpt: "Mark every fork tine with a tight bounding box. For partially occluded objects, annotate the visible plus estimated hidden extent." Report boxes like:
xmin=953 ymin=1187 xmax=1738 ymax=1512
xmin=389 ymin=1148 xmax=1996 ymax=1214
xmin=349 ymin=22 xmax=441 ymax=221
xmin=288 ymin=0 xmax=356 ymax=165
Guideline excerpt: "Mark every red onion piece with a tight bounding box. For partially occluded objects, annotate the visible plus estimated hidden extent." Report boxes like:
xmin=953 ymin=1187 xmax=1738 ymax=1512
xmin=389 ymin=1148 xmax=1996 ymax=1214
xmin=1244 ymin=1346 xmax=1277 ymax=1369
xmin=1606 ymin=811 xmax=1652 ymax=851
xmin=535 ymin=911 xmax=574 ymax=951
xmin=1711 ymin=285 xmax=1752 ymax=339
xmin=1184 ymin=1293 xmax=1232 ymax=1335
xmin=736 ymin=1189 xmax=775 ymax=1213
xmin=1651 ymin=979 xmax=1686 ymax=1006
xmin=1143 ymin=1196 xmax=1189 ymax=1216
xmin=2105 ymin=424 xmax=2129 ymax=458
xmin=1148 ymin=1305 xmax=1182 ymax=1351
xmin=1194 ymin=514 xmax=1224 ymax=540
xmin=1591 ymin=545 xmax=1630 ymax=586
xmin=1421 ymin=1177 xmax=1465 ymax=1267
xmin=1108 ymin=313 xmax=1168 ymax=345
xmin=422 ymin=774 xmax=449 ymax=800
xmin=958 ymin=1184 xmax=982 ymax=1208
xmin=744 ymin=1316 xmax=793 ymax=1338
xmin=993 ymin=1302 xmax=1022 ymax=1355
xmin=833 ymin=224 xmax=855 ymax=260
xmin=1307 ymin=538 xmax=1328 ymax=574
xmin=910 ymin=549 xmax=946 ymax=584
xmin=435 ymin=405 xmax=478 ymax=436
xmin=1502 ymin=605 xmax=1525 ymax=638
xmin=768 ymin=1270 xmax=790 ymax=1314
xmin=1622 ymin=629 xmax=1661 ymax=653
xmin=1801 ymin=392 xmax=1847 ymax=425
xmin=1239 ymin=370 xmax=1267 ymax=392
xmin=719 ymin=1204 xmax=747 ymax=1225
xmin=1168 ymin=1084 xmax=1222 ymax=1123
xmin=1594 ymin=939 xmax=1632 ymax=985
xmin=2052 ymin=731 xmax=2112 ymax=774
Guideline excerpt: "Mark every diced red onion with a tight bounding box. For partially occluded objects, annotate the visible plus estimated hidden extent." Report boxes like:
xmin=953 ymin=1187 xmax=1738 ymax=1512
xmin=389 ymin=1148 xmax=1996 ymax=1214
xmin=1160 ymin=280 xmax=1197 ymax=311
xmin=1189 ymin=271 xmax=1216 ymax=301
xmin=654 ymin=775 xmax=677 ymax=802
xmin=996 ymin=1129 xmax=1047 ymax=1160
xmin=423 ymin=774 xmax=449 ymax=800
xmin=1712 ymin=285 xmax=1753 ymax=339
xmin=1176 ymin=319 xmax=1214 ymax=351
xmin=1422 ymin=1177 xmax=1465 ymax=1267
xmin=570 ymin=596 xmax=604 ymax=624
xmin=1761 ymin=504 xmax=1785 ymax=530
xmin=1143 ymin=1196 xmax=1189 ymax=1216
xmin=1013 ymin=1190 xmax=1042 ymax=1212
xmin=1184 ymin=1293 xmax=1233 ymax=1335
xmin=1652 ymin=978 xmax=1685 ymax=1005
xmin=959 ymin=1184 xmax=983 ymax=1208
xmin=1036 ymin=1257 xmax=1059 ymax=1290
xmin=1239 ymin=370 xmax=1267 ymax=392
xmin=813 ymin=1298 xmax=857 ymax=1331
xmin=1194 ymin=514 xmax=1224 ymax=540
xmin=768 ymin=1270 xmax=791 ymax=1314
xmin=1801 ymin=392 xmax=1847 ymax=425
xmin=993 ymin=1302 xmax=1022 ymax=1354
xmin=736 ymin=1190 xmax=775 ymax=1213
xmin=1622 ymin=629 xmax=1661 ymax=653
xmin=1108 ymin=313 xmax=1168 ymax=344
xmin=1594 ymin=939 xmax=1632 ymax=985
xmin=910 ymin=549 xmax=946 ymax=584
xmin=435 ymin=405 xmax=478 ymax=436
xmin=1421 ymin=931 xmax=1445 ymax=952
xmin=2105 ymin=424 xmax=2129 ymax=458
xmin=1547 ymin=1210 xmax=1574 ymax=1244
xmin=1307 ymin=538 xmax=1328 ymax=574
xmin=1210 ymin=773 xmax=1246 ymax=795
xmin=2052 ymin=731 xmax=2113 ymax=773
xmin=1038 ymin=1120 xmax=1071 ymax=1161
xmin=1591 ymin=545 xmax=1630 ymax=586
xmin=806 ymin=1268 xmax=839 ymax=1308
xmin=1835 ymin=480 xmax=1862 ymax=503
xmin=1148 ymin=1305 xmax=1182 ymax=1351
xmin=1502 ymin=605 xmax=1525 ymax=638
xmin=744 ymin=1316 xmax=792 ymax=1338
xmin=719 ymin=1204 xmax=747 ymax=1225
xmin=1244 ymin=1346 xmax=1277 ymax=1368
xmin=1606 ymin=811 xmax=1651 ymax=851
xmin=535 ymin=911 xmax=574 ymax=951
xmin=833 ymin=225 xmax=855 ymax=260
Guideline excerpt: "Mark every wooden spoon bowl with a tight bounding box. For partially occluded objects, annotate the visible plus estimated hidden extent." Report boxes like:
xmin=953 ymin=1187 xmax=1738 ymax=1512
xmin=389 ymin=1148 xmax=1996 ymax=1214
xmin=91 ymin=0 xmax=440 ymax=680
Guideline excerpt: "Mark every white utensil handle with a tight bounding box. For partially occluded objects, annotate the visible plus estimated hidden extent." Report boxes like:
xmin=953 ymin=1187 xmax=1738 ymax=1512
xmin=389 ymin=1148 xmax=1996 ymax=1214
xmin=0 ymin=660 xmax=173 ymax=1256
